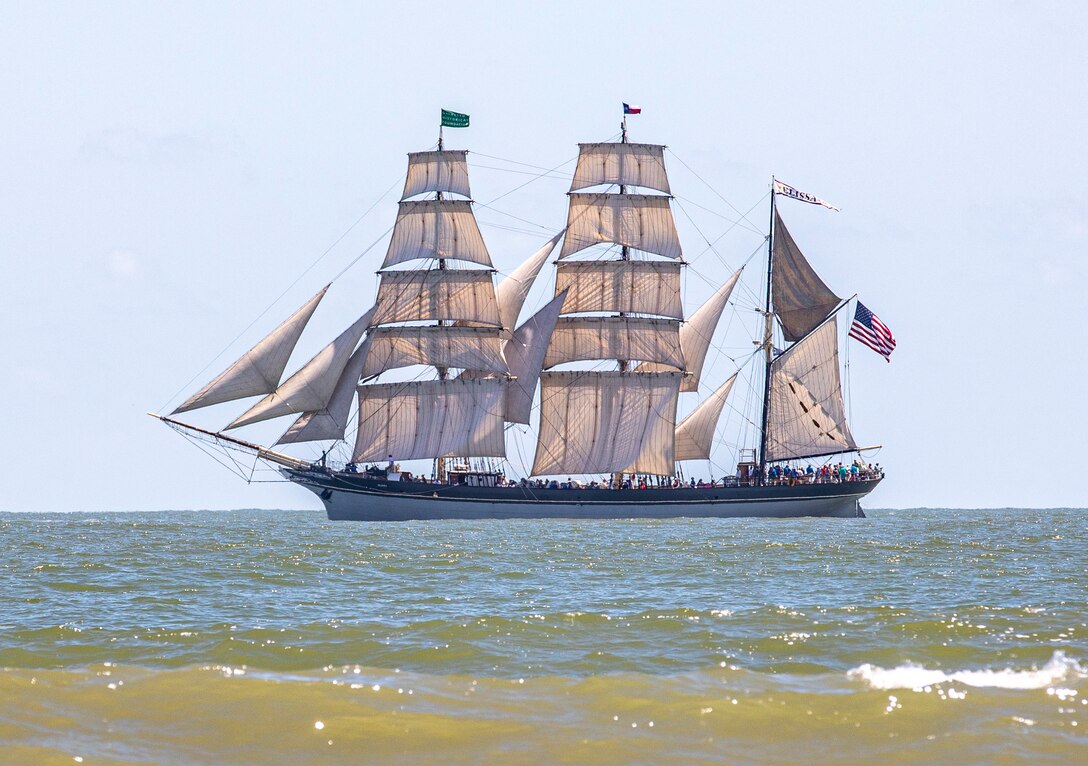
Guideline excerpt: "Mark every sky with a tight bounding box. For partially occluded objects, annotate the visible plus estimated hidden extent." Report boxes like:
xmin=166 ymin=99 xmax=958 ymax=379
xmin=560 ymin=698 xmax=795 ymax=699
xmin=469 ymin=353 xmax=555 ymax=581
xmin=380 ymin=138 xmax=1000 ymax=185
xmin=2 ymin=1 xmax=1086 ymax=511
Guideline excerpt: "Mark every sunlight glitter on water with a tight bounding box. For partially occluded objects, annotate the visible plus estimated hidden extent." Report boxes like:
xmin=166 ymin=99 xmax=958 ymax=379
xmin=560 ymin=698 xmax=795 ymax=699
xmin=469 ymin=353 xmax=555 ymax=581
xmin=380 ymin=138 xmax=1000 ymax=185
xmin=0 ymin=508 xmax=1085 ymax=764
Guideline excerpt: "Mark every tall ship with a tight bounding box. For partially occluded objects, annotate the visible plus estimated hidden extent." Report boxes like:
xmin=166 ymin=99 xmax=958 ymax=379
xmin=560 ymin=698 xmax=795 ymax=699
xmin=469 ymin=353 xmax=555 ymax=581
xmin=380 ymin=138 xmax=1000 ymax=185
xmin=155 ymin=108 xmax=893 ymax=520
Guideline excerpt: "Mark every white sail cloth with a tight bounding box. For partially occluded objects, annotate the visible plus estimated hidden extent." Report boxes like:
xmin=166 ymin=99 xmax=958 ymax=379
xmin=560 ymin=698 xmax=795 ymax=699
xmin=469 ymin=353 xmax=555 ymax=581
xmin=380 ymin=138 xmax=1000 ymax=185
xmin=569 ymin=143 xmax=671 ymax=195
xmin=360 ymin=326 xmax=507 ymax=377
xmin=401 ymin=150 xmax=471 ymax=200
xmin=639 ymin=268 xmax=741 ymax=392
xmin=502 ymin=290 xmax=567 ymax=424
xmin=352 ymin=378 xmax=506 ymax=463
xmin=765 ymin=320 xmax=856 ymax=461
xmin=532 ymin=371 xmax=682 ymax=477
xmin=277 ymin=336 xmax=372 ymax=445
xmin=173 ymin=286 xmax=328 ymax=414
xmin=495 ymin=232 xmax=563 ymax=335
xmin=227 ymin=310 xmax=373 ymax=429
xmin=674 ymin=374 xmax=737 ymax=462
xmin=544 ymin=317 xmax=683 ymax=369
xmin=371 ymin=269 xmax=501 ymax=327
xmin=772 ymin=211 xmax=841 ymax=342
xmin=381 ymin=200 xmax=492 ymax=269
xmin=560 ymin=194 xmax=682 ymax=260
xmin=554 ymin=261 xmax=682 ymax=318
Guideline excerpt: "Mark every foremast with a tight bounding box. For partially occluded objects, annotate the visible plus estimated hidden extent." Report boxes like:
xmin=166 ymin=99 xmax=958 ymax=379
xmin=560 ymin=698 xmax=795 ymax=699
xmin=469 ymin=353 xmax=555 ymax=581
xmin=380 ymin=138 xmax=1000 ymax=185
xmin=435 ymin=120 xmax=450 ymax=483
xmin=160 ymin=110 xmax=572 ymax=481
xmin=354 ymin=115 xmax=509 ymax=475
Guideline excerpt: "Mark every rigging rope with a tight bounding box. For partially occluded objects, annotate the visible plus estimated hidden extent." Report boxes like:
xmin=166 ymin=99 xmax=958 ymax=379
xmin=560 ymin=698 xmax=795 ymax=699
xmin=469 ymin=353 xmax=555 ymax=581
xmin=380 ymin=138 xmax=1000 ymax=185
xmin=159 ymin=175 xmax=404 ymax=413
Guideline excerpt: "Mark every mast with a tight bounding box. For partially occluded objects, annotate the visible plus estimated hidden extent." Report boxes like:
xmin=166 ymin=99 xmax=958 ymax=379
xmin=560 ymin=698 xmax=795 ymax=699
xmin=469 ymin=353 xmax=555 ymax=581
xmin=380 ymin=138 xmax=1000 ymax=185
xmin=532 ymin=112 xmax=686 ymax=480
xmin=614 ymin=113 xmax=629 ymax=489
xmin=354 ymin=111 xmax=508 ymax=472
xmin=435 ymin=119 xmax=448 ymax=483
xmin=757 ymin=179 xmax=777 ymax=485
xmin=757 ymin=180 xmax=858 ymax=469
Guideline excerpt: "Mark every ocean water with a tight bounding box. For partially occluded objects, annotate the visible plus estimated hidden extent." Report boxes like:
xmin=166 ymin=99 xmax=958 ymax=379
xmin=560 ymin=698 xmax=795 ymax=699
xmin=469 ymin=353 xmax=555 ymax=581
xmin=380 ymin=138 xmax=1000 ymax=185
xmin=0 ymin=508 xmax=1084 ymax=765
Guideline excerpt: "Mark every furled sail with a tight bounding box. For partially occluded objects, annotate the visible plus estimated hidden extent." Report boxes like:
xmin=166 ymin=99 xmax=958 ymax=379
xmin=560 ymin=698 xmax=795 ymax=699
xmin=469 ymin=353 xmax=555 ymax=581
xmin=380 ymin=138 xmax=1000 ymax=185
xmin=173 ymin=286 xmax=328 ymax=414
xmin=381 ymin=200 xmax=492 ymax=269
xmin=554 ymin=261 xmax=682 ymax=318
xmin=360 ymin=326 xmax=507 ymax=377
xmin=371 ymin=269 xmax=501 ymax=327
xmin=638 ymin=268 xmax=741 ymax=392
xmin=352 ymin=378 xmax=506 ymax=463
xmin=569 ymin=143 xmax=671 ymax=195
xmin=532 ymin=371 xmax=683 ymax=477
xmin=674 ymin=373 xmax=737 ymax=462
xmin=544 ymin=317 xmax=683 ymax=369
xmin=227 ymin=310 xmax=373 ymax=430
xmin=765 ymin=319 xmax=856 ymax=461
xmin=495 ymin=231 xmax=564 ymax=335
xmin=401 ymin=150 xmax=471 ymax=200
xmin=772 ymin=212 xmax=840 ymax=342
xmin=502 ymin=290 xmax=567 ymax=424
xmin=559 ymin=194 xmax=682 ymax=260
xmin=276 ymin=337 xmax=371 ymax=444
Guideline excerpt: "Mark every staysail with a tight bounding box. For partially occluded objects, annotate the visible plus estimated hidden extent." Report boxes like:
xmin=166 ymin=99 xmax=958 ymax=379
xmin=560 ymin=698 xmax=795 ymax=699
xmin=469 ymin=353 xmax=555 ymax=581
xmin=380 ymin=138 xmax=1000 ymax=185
xmin=276 ymin=337 xmax=372 ymax=445
xmin=495 ymin=232 xmax=564 ymax=336
xmin=173 ymin=286 xmax=328 ymax=414
xmin=639 ymin=268 xmax=742 ymax=392
xmin=674 ymin=374 xmax=737 ymax=462
xmin=502 ymin=290 xmax=568 ymax=424
xmin=227 ymin=309 xmax=373 ymax=429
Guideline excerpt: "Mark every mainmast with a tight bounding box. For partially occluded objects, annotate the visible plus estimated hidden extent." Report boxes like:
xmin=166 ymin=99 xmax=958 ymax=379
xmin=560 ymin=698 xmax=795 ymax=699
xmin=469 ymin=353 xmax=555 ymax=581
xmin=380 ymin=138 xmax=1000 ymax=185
xmin=757 ymin=180 xmax=777 ymax=485
xmin=613 ymin=113 xmax=630 ymax=490
xmin=531 ymin=109 xmax=686 ymax=480
xmin=756 ymin=178 xmax=860 ymax=471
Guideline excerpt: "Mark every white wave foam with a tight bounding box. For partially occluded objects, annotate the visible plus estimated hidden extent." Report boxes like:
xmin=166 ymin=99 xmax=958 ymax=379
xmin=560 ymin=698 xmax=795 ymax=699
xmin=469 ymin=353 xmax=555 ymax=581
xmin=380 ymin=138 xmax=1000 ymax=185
xmin=848 ymin=651 xmax=1086 ymax=690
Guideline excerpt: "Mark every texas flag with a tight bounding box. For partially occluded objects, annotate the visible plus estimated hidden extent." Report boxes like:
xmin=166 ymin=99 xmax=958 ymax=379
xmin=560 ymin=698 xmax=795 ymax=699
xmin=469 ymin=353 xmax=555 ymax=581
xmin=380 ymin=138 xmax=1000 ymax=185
xmin=623 ymin=103 xmax=642 ymax=115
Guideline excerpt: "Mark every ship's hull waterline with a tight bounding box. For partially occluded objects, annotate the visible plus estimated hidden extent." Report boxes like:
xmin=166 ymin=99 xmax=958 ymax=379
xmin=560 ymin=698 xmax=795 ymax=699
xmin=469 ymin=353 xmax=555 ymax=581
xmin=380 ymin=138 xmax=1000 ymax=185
xmin=284 ymin=469 xmax=879 ymax=521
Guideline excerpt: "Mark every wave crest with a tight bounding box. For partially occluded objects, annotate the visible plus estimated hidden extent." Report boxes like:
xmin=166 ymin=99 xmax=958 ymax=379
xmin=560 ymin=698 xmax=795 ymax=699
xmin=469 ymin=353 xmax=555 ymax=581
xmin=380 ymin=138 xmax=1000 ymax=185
xmin=847 ymin=650 xmax=1085 ymax=690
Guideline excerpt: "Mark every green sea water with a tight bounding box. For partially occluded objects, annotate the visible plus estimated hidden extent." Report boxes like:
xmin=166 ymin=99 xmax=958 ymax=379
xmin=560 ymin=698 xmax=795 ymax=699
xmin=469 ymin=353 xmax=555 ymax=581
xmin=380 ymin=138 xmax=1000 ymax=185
xmin=0 ymin=508 xmax=1084 ymax=765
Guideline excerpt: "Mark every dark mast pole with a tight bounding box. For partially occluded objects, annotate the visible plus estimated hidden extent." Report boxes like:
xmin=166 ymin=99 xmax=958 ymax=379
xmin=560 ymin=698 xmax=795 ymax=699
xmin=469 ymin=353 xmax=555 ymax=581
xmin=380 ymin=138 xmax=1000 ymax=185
xmin=612 ymin=111 xmax=630 ymax=491
xmin=757 ymin=179 xmax=777 ymax=485
xmin=435 ymin=117 xmax=448 ymax=482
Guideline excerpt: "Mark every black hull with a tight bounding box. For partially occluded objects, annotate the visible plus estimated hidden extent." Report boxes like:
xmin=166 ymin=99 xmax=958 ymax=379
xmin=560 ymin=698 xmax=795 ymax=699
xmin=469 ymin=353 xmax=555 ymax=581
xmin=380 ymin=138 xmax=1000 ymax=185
xmin=284 ymin=469 xmax=880 ymax=521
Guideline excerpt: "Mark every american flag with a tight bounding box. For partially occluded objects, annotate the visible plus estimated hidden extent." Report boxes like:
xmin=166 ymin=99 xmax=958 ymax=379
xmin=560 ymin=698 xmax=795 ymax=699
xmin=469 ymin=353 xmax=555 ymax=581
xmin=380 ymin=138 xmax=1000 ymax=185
xmin=849 ymin=302 xmax=896 ymax=361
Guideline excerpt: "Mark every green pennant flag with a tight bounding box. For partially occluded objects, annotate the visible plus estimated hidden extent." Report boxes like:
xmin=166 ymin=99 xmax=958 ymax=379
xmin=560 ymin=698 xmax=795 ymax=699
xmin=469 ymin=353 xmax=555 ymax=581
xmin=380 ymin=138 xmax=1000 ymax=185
xmin=441 ymin=109 xmax=470 ymax=128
